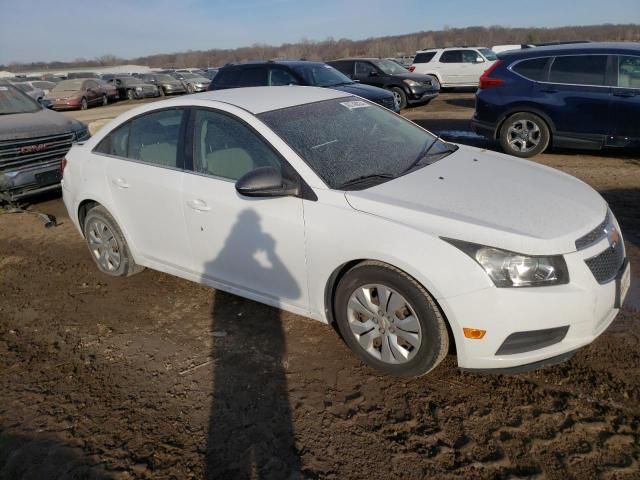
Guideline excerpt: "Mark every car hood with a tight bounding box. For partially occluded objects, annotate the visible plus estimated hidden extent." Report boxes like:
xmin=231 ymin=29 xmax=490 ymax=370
xmin=344 ymin=146 xmax=606 ymax=255
xmin=45 ymin=91 xmax=80 ymax=100
xmin=395 ymin=72 xmax=439 ymax=83
xmin=0 ymin=108 xmax=85 ymax=141
xmin=329 ymin=82 xmax=391 ymax=100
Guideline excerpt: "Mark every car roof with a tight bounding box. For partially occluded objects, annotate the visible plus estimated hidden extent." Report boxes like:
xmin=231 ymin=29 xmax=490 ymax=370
xmin=184 ymin=86 xmax=350 ymax=114
xmin=332 ymin=58 xmax=381 ymax=61
xmin=416 ymin=47 xmax=486 ymax=52
xmin=223 ymin=60 xmax=327 ymax=68
xmin=498 ymin=41 xmax=640 ymax=60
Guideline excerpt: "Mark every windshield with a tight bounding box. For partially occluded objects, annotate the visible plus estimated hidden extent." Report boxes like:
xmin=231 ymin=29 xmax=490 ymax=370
xmin=373 ymin=59 xmax=409 ymax=75
xmin=155 ymin=74 xmax=176 ymax=82
xmin=292 ymin=64 xmax=353 ymax=87
xmin=0 ymin=84 xmax=41 ymax=114
xmin=52 ymin=79 xmax=84 ymax=92
xmin=14 ymin=83 xmax=34 ymax=92
xmin=478 ymin=48 xmax=498 ymax=61
xmin=181 ymin=73 xmax=198 ymax=79
xmin=259 ymin=97 xmax=455 ymax=190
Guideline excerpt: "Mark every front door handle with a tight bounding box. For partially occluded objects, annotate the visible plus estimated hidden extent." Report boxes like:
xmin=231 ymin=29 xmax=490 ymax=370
xmin=112 ymin=177 xmax=129 ymax=188
xmin=540 ymin=88 xmax=558 ymax=94
xmin=186 ymin=199 xmax=211 ymax=212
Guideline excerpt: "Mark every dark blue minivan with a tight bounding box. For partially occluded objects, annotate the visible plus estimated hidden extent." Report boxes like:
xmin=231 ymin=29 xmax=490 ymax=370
xmin=472 ymin=42 xmax=640 ymax=157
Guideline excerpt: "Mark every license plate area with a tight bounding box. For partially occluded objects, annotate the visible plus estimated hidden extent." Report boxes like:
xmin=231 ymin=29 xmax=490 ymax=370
xmin=615 ymin=259 xmax=630 ymax=309
xmin=35 ymin=169 xmax=62 ymax=186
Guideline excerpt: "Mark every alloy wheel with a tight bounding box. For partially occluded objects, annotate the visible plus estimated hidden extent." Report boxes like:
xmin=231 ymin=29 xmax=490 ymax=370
xmin=347 ymin=284 xmax=422 ymax=364
xmin=506 ymin=119 xmax=541 ymax=153
xmin=86 ymin=219 xmax=121 ymax=272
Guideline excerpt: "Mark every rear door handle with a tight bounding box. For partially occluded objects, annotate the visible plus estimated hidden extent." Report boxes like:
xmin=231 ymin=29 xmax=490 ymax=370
xmin=186 ymin=199 xmax=211 ymax=212
xmin=111 ymin=177 xmax=129 ymax=188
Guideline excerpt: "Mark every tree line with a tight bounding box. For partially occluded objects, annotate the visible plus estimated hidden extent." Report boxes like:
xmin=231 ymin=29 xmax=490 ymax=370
xmin=4 ymin=24 xmax=639 ymax=71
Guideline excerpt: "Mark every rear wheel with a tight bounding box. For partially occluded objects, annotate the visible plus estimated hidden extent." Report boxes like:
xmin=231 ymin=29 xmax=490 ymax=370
xmin=390 ymin=87 xmax=407 ymax=110
xmin=334 ymin=261 xmax=449 ymax=377
xmin=499 ymin=112 xmax=550 ymax=158
xmin=83 ymin=205 xmax=143 ymax=277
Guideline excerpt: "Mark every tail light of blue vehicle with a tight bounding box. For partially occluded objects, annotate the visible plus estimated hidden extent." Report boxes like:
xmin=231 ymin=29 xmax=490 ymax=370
xmin=479 ymin=60 xmax=505 ymax=89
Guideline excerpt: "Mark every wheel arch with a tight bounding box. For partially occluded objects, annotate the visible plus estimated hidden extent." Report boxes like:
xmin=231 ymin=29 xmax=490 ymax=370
xmin=323 ymin=258 xmax=456 ymax=352
xmin=77 ymin=199 xmax=100 ymax=235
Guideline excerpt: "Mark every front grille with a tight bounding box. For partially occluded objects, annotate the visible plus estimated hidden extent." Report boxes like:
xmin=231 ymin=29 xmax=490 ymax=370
xmin=585 ymin=242 xmax=625 ymax=284
xmin=376 ymin=97 xmax=396 ymax=110
xmin=0 ymin=132 xmax=74 ymax=172
xmin=576 ymin=211 xmax=610 ymax=250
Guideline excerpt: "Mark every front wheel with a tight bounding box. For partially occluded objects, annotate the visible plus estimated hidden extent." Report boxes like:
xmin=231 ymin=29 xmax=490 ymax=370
xmin=102 ymin=94 xmax=108 ymax=106
xmin=390 ymin=87 xmax=407 ymax=110
xmin=499 ymin=112 xmax=550 ymax=158
xmin=80 ymin=97 xmax=88 ymax=110
xmin=83 ymin=205 xmax=143 ymax=277
xmin=186 ymin=83 xmax=193 ymax=94
xmin=127 ymin=89 xmax=136 ymax=100
xmin=334 ymin=262 xmax=449 ymax=377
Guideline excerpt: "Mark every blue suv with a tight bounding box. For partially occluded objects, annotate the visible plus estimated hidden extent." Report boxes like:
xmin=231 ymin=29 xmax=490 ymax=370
xmin=472 ymin=42 xmax=640 ymax=158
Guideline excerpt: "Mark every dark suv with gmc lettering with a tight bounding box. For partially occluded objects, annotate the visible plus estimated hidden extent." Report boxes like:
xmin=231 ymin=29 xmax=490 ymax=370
xmin=0 ymin=82 xmax=89 ymax=202
xmin=472 ymin=42 xmax=640 ymax=158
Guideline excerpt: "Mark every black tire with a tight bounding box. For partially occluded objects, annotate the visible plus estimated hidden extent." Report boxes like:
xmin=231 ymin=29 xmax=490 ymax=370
xmin=390 ymin=86 xmax=407 ymax=110
xmin=334 ymin=261 xmax=449 ymax=377
xmin=83 ymin=205 xmax=143 ymax=277
xmin=101 ymin=94 xmax=108 ymax=106
xmin=499 ymin=112 xmax=550 ymax=158
xmin=127 ymin=89 xmax=136 ymax=100
xmin=80 ymin=97 xmax=88 ymax=110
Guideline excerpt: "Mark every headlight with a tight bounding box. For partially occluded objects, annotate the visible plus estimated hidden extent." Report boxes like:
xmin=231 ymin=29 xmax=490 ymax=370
xmin=135 ymin=86 xmax=142 ymax=91
xmin=75 ymin=126 xmax=91 ymax=141
xmin=443 ymin=238 xmax=569 ymax=287
xmin=403 ymin=79 xmax=421 ymax=87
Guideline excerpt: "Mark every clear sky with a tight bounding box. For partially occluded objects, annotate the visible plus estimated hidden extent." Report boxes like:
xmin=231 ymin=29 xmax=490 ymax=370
xmin=1 ymin=0 xmax=638 ymax=64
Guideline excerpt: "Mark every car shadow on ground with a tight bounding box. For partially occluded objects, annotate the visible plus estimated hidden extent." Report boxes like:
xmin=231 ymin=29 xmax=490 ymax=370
xmin=203 ymin=210 xmax=301 ymax=479
xmin=444 ymin=97 xmax=476 ymax=109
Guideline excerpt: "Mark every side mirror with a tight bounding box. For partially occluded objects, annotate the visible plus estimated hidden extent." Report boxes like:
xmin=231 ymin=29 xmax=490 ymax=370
xmin=475 ymin=57 xmax=485 ymax=63
xmin=369 ymin=71 xmax=379 ymax=77
xmin=235 ymin=166 xmax=299 ymax=198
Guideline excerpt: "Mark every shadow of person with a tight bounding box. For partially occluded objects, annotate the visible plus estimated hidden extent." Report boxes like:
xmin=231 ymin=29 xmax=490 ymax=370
xmin=204 ymin=209 xmax=301 ymax=479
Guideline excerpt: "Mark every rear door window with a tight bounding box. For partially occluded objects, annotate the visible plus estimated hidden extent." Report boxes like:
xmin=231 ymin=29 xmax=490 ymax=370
xmin=440 ymin=50 xmax=464 ymax=63
xmin=413 ymin=52 xmax=436 ymax=64
xmin=330 ymin=61 xmax=353 ymax=76
xmin=618 ymin=55 xmax=640 ymax=89
xmin=512 ymin=57 xmax=549 ymax=81
xmin=125 ymin=109 xmax=185 ymax=168
xmin=549 ymin=55 xmax=608 ymax=86
xmin=237 ymin=67 xmax=268 ymax=87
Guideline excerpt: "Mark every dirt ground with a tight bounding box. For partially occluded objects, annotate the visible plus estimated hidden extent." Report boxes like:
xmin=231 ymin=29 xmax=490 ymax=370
xmin=1 ymin=93 xmax=639 ymax=480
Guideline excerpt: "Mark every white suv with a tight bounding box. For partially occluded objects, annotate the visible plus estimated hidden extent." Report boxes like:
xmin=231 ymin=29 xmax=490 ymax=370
xmin=409 ymin=47 xmax=497 ymax=87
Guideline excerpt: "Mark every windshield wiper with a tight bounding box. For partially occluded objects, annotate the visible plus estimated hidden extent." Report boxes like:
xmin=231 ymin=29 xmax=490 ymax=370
xmin=400 ymin=134 xmax=454 ymax=175
xmin=325 ymin=81 xmax=355 ymax=87
xmin=335 ymin=173 xmax=396 ymax=190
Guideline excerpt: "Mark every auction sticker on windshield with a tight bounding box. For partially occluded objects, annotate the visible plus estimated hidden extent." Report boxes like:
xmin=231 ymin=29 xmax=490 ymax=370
xmin=340 ymin=100 xmax=370 ymax=110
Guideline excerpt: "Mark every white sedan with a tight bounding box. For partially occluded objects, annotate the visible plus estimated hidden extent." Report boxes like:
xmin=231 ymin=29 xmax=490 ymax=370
xmin=61 ymin=86 xmax=630 ymax=377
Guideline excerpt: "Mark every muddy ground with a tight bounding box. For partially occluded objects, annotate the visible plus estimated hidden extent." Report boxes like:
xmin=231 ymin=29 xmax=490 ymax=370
xmin=1 ymin=93 xmax=639 ymax=479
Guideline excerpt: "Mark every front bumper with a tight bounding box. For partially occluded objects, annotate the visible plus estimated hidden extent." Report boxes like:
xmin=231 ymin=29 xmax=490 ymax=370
xmin=49 ymin=100 xmax=82 ymax=110
xmin=407 ymin=85 xmax=440 ymax=104
xmin=0 ymin=159 xmax=62 ymax=202
xmin=191 ymin=84 xmax=209 ymax=92
xmin=440 ymin=233 xmax=628 ymax=371
xmin=163 ymin=84 xmax=186 ymax=94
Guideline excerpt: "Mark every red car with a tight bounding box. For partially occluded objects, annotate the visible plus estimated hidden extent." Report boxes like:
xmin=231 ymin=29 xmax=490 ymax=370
xmin=44 ymin=79 xmax=108 ymax=110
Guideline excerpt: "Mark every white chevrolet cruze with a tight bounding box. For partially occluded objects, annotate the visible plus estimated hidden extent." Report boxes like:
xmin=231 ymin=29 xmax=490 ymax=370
xmin=62 ymin=86 xmax=630 ymax=377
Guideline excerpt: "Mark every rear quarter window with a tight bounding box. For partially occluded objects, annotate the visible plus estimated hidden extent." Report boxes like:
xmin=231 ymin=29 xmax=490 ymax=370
xmin=511 ymin=57 xmax=549 ymax=81
xmin=413 ymin=52 xmax=436 ymax=64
